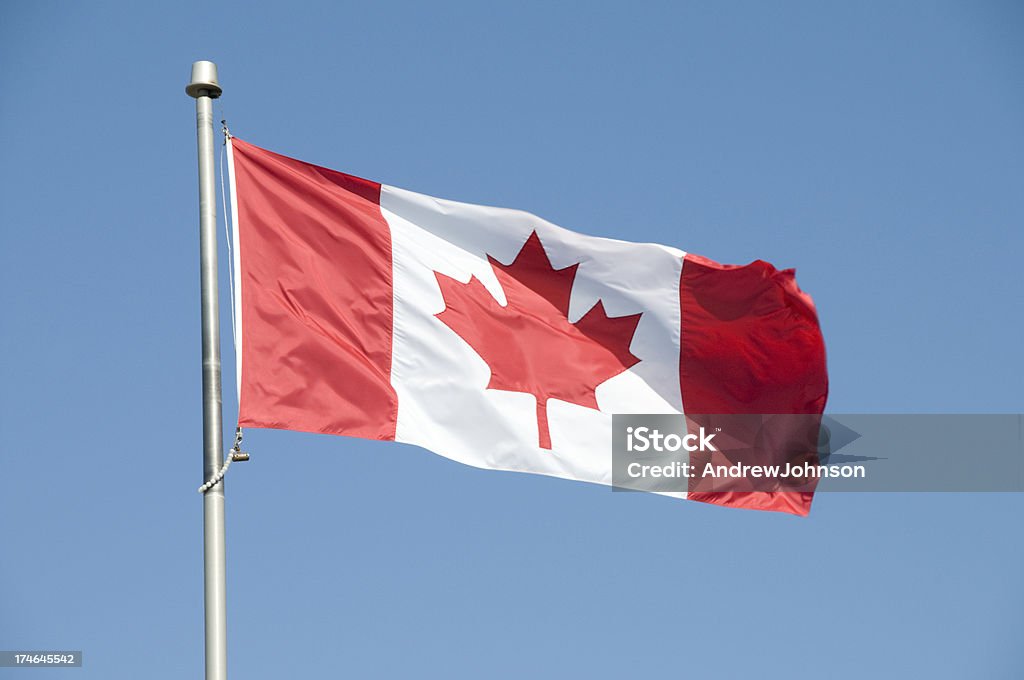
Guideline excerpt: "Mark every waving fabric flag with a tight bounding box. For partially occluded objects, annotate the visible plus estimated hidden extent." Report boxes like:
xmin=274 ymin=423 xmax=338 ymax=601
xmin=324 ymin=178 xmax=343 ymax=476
xmin=226 ymin=138 xmax=828 ymax=515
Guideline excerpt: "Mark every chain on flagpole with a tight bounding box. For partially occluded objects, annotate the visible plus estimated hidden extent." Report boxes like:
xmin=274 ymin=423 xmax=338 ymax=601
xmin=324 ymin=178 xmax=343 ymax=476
xmin=198 ymin=428 xmax=249 ymax=494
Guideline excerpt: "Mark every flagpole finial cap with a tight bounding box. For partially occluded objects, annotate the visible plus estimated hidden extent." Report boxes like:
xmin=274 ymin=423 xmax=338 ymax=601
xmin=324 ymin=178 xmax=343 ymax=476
xmin=186 ymin=60 xmax=222 ymax=99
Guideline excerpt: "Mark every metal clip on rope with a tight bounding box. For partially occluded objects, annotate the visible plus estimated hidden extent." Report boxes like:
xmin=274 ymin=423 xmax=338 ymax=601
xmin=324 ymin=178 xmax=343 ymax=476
xmin=198 ymin=428 xmax=249 ymax=494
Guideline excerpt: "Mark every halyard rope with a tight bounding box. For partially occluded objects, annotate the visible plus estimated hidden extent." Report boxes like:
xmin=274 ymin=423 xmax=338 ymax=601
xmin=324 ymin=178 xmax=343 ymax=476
xmin=219 ymin=121 xmax=237 ymax=349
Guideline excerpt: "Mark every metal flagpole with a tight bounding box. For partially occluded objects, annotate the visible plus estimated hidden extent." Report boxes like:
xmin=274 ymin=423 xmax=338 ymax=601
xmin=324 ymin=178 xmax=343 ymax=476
xmin=186 ymin=60 xmax=228 ymax=680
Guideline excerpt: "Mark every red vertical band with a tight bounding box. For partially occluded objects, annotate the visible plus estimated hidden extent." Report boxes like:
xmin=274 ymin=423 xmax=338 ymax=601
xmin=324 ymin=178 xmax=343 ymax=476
xmin=231 ymin=138 xmax=397 ymax=440
xmin=679 ymin=254 xmax=828 ymax=515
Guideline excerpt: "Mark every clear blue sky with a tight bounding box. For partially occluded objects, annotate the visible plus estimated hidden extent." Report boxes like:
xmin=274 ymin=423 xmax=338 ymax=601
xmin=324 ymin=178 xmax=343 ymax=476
xmin=2 ymin=1 xmax=1022 ymax=677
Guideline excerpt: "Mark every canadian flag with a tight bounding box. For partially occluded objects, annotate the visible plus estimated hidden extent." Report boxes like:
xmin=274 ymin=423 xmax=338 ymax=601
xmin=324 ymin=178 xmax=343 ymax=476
xmin=226 ymin=138 xmax=828 ymax=515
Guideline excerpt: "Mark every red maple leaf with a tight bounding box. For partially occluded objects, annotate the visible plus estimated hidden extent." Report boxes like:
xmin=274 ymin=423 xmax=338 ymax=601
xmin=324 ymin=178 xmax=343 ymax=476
xmin=434 ymin=231 xmax=642 ymax=449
